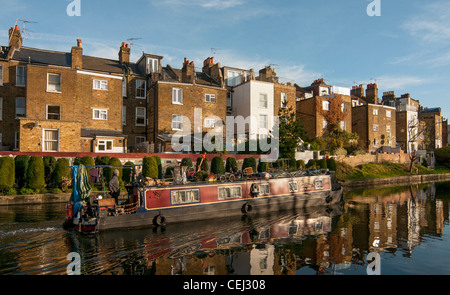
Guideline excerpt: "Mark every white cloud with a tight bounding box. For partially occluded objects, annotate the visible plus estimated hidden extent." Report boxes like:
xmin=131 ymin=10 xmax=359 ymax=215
xmin=156 ymin=0 xmax=244 ymax=10
xmin=374 ymin=75 xmax=429 ymax=91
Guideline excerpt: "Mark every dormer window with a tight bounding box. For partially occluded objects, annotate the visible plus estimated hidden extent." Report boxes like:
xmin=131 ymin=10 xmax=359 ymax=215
xmin=147 ymin=58 xmax=159 ymax=74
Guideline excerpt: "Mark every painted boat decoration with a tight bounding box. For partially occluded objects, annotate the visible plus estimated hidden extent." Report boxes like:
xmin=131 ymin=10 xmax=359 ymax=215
xmin=64 ymin=164 xmax=343 ymax=233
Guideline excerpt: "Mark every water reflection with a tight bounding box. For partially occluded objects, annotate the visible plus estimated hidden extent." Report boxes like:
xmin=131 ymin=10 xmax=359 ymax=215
xmin=1 ymin=182 xmax=450 ymax=275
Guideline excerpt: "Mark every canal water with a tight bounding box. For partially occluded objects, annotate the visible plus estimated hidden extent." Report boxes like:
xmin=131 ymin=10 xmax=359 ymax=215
xmin=1 ymin=182 xmax=450 ymax=276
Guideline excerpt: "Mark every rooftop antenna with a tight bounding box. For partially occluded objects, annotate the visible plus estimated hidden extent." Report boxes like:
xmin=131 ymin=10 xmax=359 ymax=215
xmin=126 ymin=37 xmax=142 ymax=48
xmin=370 ymin=78 xmax=381 ymax=83
xmin=16 ymin=18 xmax=38 ymax=40
xmin=211 ymin=48 xmax=220 ymax=56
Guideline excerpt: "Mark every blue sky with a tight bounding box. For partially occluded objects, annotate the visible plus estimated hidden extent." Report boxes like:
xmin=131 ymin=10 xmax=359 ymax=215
xmin=1 ymin=0 xmax=449 ymax=120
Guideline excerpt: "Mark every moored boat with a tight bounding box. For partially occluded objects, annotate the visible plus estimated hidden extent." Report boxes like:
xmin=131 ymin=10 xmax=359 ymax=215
xmin=64 ymin=164 xmax=343 ymax=233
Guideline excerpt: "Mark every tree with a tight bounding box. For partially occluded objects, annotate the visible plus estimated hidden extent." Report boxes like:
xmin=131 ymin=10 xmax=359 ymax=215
xmin=181 ymin=157 xmax=193 ymax=168
xmin=152 ymin=156 xmax=163 ymax=179
xmin=0 ymin=157 xmax=15 ymax=192
xmin=15 ymin=155 xmax=30 ymax=188
xmin=26 ymin=156 xmax=45 ymax=190
xmin=143 ymin=156 xmax=159 ymax=179
xmin=277 ymin=102 xmax=308 ymax=159
xmin=242 ymin=157 xmax=257 ymax=173
xmin=211 ymin=156 xmax=225 ymax=174
xmin=225 ymin=157 xmax=238 ymax=173
xmin=52 ymin=158 xmax=70 ymax=190
xmin=43 ymin=156 xmax=57 ymax=184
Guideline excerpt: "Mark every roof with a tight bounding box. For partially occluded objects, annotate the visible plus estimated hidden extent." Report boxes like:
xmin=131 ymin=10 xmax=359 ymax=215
xmin=81 ymin=129 xmax=127 ymax=138
xmin=420 ymin=107 xmax=441 ymax=114
xmin=161 ymin=65 xmax=222 ymax=87
xmin=9 ymin=46 xmax=145 ymax=76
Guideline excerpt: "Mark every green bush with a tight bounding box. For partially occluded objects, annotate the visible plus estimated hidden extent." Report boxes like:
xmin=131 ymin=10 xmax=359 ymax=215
xmin=52 ymin=158 xmax=70 ymax=189
xmin=152 ymin=156 xmax=162 ymax=179
xmin=195 ymin=171 xmax=208 ymax=182
xmin=318 ymin=158 xmax=328 ymax=169
xmin=14 ymin=155 xmax=30 ymax=188
xmin=143 ymin=156 xmax=158 ymax=179
xmin=196 ymin=157 xmax=209 ymax=172
xmin=181 ymin=157 xmax=193 ymax=168
xmin=435 ymin=146 xmax=450 ymax=168
xmin=225 ymin=157 xmax=238 ymax=173
xmin=327 ymin=158 xmax=337 ymax=171
xmin=123 ymin=161 xmax=135 ymax=184
xmin=242 ymin=157 xmax=257 ymax=173
xmin=0 ymin=157 xmax=15 ymax=192
xmin=211 ymin=156 xmax=225 ymax=175
xmin=306 ymin=159 xmax=317 ymax=169
xmin=289 ymin=158 xmax=297 ymax=169
xmin=26 ymin=156 xmax=45 ymax=190
xmin=43 ymin=156 xmax=57 ymax=183
xmin=257 ymin=159 xmax=269 ymax=172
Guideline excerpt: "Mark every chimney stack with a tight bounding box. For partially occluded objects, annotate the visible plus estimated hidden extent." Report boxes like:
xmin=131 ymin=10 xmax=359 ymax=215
xmin=350 ymin=84 xmax=364 ymax=98
xmin=71 ymin=39 xmax=83 ymax=69
xmin=182 ymin=57 xmax=195 ymax=83
xmin=366 ymin=83 xmax=379 ymax=104
xmin=119 ymin=42 xmax=130 ymax=64
xmin=259 ymin=66 xmax=277 ymax=83
xmin=8 ymin=25 xmax=23 ymax=58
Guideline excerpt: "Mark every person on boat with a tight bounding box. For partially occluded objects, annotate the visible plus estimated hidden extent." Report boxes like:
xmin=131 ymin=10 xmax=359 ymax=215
xmin=109 ymin=169 xmax=120 ymax=204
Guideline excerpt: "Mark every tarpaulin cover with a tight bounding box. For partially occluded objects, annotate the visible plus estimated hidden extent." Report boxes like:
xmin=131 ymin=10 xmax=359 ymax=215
xmin=70 ymin=165 xmax=92 ymax=217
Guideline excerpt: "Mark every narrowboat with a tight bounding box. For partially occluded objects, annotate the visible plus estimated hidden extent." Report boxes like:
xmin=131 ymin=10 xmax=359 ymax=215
xmin=64 ymin=164 xmax=343 ymax=233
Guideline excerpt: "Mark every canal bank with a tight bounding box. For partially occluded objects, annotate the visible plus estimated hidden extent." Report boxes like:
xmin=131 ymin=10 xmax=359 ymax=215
xmin=341 ymin=173 xmax=450 ymax=190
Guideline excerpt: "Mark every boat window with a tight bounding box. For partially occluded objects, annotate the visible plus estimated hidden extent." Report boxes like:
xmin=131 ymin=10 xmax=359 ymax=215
xmin=260 ymin=183 xmax=270 ymax=195
xmin=314 ymin=179 xmax=324 ymax=189
xmin=218 ymin=186 xmax=242 ymax=200
xmin=288 ymin=181 xmax=298 ymax=193
xmin=171 ymin=189 xmax=200 ymax=205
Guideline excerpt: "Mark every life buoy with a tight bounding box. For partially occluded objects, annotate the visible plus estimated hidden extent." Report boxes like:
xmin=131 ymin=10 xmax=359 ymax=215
xmin=229 ymin=174 xmax=235 ymax=182
xmin=219 ymin=175 xmax=226 ymax=182
xmin=153 ymin=214 xmax=166 ymax=226
xmin=250 ymin=183 xmax=259 ymax=197
xmin=242 ymin=203 xmax=253 ymax=213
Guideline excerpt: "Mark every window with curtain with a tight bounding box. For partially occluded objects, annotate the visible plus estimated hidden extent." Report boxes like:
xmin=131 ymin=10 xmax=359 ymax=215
xmin=43 ymin=129 xmax=59 ymax=152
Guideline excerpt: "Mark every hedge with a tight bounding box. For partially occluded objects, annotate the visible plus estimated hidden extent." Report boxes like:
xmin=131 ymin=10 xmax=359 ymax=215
xmin=196 ymin=157 xmax=209 ymax=172
xmin=143 ymin=156 xmax=158 ymax=179
xmin=225 ymin=157 xmax=238 ymax=173
xmin=52 ymin=158 xmax=70 ymax=189
xmin=327 ymin=158 xmax=337 ymax=171
xmin=257 ymin=159 xmax=269 ymax=172
xmin=107 ymin=157 xmax=123 ymax=182
xmin=242 ymin=157 xmax=257 ymax=173
xmin=211 ymin=156 xmax=225 ymax=175
xmin=0 ymin=157 xmax=15 ymax=192
xmin=43 ymin=156 xmax=57 ymax=184
xmin=152 ymin=156 xmax=162 ymax=179
xmin=26 ymin=156 xmax=46 ymax=190
xmin=181 ymin=157 xmax=193 ymax=168
xmin=15 ymin=155 xmax=30 ymax=188
xmin=123 ymin=161 xmax=135 ymax=184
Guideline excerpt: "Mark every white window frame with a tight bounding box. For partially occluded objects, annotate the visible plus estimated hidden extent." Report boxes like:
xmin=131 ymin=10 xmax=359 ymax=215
xmin=47 ymin=73 xmax=61 ymax=93
xmin=323 ymin=118 xmax=328 ymax=130
xmin=14 ymin=131 xmax=19 ymax=150
xmin=122 ymin=79 xmax=127 ymax=97
xmin=259 ymin=93 xmax=268 ymax=108
xmin=322 ymin=100 xmax=330 ymax=111
xmin=122 ymin=106 xmax=126 ymax=125
xmin=373 ymin=108 xmax=379 ymax=115
xmin=172 ymin=114 xmax=182 ymax=130
xmin=147 ymin=58 xmax=159 ymax=74
xmin=93 ymin=79 xmax=108 ymax=90
xmin=259 ymin=114 xmax=268 ymax=129
xmin=205 ymin=93 xmax=216 ymax=103
xmin=218 ymin=186 xmax=242 ymax=200
xmin=172 ymin=88 xmax=183 ymax=104
xmin=135 ymin=107 xmax=146 ymax=126
xmin=16 ymin=66 xmax=26 ymax=86
xmin=42 ymin=129 xmax=59 ymax=152
xmin=288 ymin=181 xmax=298 ymax=193
xmin=98 ymin=140 xmax=113 ymax=152
xmin=281 ymin=92 xmax=287 ymax=108
xmin=260 ymin=183 xmax=270 ymax=195
xmin=136 ymin=80 xmax=146 ymax=98
xmin=386 ymin=125 xmax=391 ymax=133
xmin=92 ymin=108 xmax=108 ymax=120
xmin=373 ymin=124 xmax=379 ymax=132
xmin=171 ymin=189 xmax=201 ymax=205
xmin=15 ymin=97 xmax=26 ymax=118
xmin=314 ymin=179 xmax=324 ymax=190
xmin=386 ymin=110 xmax=391 ymax=118
xmin=340 ymin=120 xmax=346 ymax=131
xmin=204 ymin=117 xmax=216 ymax=128
xmin=46 ymin=105 xmax=61 ymax=120
xmin=227 ymin=70 xmax=242 ymax=87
